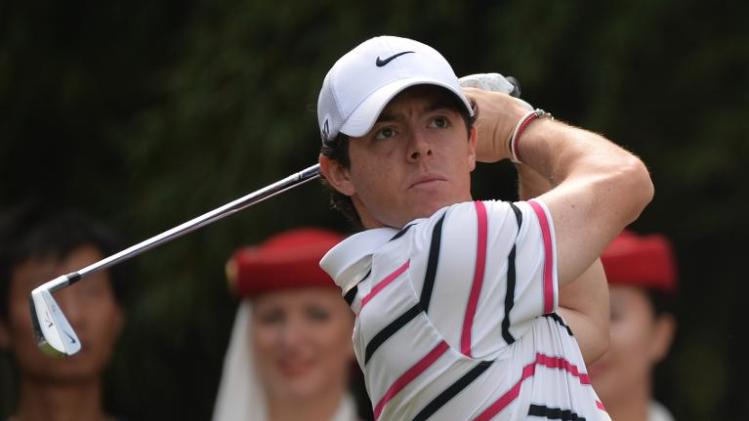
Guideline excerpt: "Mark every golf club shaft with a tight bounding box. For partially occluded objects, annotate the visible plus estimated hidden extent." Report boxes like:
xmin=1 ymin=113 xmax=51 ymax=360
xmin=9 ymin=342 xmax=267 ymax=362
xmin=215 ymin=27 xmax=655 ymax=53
xmin=47 ymin=164 xmax=321 ymax=293
xmin=44 ymin=77 xmax=521 ymax=293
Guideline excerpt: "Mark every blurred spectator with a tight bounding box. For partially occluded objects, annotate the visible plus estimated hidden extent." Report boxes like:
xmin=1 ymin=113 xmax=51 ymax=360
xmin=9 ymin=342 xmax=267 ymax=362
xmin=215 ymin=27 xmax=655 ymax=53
xmin=212 ymin=228 xmax=364 ymax=421
xmin=589 ymin=230 xmax=678 ymax=421
xmin=0 ymin=205 xmax=127 ymax=421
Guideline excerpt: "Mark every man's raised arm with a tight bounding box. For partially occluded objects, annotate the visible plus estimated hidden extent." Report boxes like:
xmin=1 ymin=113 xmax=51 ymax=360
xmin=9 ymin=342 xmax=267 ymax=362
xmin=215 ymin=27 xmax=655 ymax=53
xmin=465 ymin=87 xmax=653 ymax=286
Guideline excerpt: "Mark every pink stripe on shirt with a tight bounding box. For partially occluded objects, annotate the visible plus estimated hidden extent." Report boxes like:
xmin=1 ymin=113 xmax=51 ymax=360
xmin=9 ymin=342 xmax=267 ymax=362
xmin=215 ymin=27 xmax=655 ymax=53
xmin=528 ymin=200 xmax=554 ymax=314
xmin=461 ymin=201 xmax=488 ymax=357
xmin=360 ymin=260 xmax=410 ymax=311
xmin=373 ymin=341 xmax=450 ymax=420
xmin=473 ymin=353 xmax=592 ymax=420
xmin=535 ymin=353 xmax=591 ymax=385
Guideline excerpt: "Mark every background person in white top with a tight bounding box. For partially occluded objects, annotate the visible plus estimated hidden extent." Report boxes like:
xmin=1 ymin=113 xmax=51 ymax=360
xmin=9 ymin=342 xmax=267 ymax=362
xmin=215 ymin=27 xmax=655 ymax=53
xmin=315 ymin=35 xmax=653 ymax=420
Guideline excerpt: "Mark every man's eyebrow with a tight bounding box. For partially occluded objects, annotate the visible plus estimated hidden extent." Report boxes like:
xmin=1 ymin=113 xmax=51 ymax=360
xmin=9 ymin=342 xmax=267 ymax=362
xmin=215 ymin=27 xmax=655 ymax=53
xmin=375 ymin=98 xmax=458 ymax=124
xmin=426 ymin=97 xmax=458 ymax=113
xmin=375 ymin=113 xmax=398 ymax=123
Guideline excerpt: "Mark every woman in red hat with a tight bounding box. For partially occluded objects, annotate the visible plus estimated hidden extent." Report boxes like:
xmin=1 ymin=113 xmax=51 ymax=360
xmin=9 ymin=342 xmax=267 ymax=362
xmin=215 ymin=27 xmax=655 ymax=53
xmin=212 ymin=228 xmax=361 ymax=421
xmin=589 ymin=230 xmax=678 ymax=421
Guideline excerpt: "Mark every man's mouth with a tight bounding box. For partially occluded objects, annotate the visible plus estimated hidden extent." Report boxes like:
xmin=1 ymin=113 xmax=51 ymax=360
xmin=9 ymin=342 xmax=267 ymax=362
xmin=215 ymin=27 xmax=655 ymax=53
xmin=409 ymin=175 xmax=447 ymax=189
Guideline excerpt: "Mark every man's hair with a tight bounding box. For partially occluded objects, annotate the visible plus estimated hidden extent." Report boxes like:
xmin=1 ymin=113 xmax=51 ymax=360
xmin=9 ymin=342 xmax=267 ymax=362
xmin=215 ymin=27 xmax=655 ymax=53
xmin=0 ymin=203 xmax=127 ymax=321
xmin=320 ymin=86 xmax=478 ymax=227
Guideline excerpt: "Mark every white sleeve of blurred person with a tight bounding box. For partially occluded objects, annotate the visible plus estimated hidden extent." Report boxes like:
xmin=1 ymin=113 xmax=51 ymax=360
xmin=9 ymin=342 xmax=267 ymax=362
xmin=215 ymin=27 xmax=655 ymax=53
xmin=212 ymin=302 xmax=359 ymax=421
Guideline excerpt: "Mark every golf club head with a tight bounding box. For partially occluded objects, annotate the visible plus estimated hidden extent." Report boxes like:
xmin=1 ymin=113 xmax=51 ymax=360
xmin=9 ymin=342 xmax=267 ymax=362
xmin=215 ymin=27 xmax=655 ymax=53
xmin=30 ymin=280 xmax=81 ymax=357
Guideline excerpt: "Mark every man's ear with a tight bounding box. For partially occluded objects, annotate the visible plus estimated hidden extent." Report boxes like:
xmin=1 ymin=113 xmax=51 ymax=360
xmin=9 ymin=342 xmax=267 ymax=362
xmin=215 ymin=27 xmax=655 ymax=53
xmin=467 ymin=127 xmax=477 ymax=172
xmin=319 ymin=154 xmax=356 ymax=196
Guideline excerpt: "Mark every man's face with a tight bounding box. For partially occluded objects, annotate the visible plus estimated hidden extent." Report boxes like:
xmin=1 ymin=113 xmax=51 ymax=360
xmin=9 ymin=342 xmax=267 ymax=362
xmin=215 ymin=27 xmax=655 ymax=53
xmin=325 ymin=86 xmax=476 ymax=228
xmin=0 ymin=245 xmax=123 ymax=383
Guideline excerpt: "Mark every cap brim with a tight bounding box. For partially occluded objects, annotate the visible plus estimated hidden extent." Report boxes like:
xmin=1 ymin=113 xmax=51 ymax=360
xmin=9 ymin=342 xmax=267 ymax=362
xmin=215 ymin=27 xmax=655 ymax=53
xmin=339 ymin=77 xmax=473 ymax=138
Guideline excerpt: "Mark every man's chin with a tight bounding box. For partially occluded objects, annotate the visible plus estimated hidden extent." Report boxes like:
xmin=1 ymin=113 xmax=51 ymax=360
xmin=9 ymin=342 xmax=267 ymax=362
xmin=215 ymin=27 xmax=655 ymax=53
xmin=411 ymin=199 xmax=455 ymax=220
xmin=365 ymin=199 xmax=458 ymax=228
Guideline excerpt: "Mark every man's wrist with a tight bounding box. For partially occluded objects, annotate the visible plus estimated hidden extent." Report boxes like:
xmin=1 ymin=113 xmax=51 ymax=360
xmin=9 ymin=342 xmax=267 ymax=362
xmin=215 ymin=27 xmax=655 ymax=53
xmin=508 ymin=109 xmax=553 ymax=164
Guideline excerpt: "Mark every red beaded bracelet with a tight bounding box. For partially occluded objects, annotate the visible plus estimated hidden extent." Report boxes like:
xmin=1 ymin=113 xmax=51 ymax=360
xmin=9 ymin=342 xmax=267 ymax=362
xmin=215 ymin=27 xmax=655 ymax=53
xmin=508 ymin=108 xmax=552 ymax=163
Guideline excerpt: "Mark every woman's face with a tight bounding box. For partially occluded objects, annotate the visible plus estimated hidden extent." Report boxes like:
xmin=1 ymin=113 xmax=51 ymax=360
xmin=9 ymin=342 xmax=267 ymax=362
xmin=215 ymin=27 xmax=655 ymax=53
xmin=251 ymin=287 xmax=354 ymax=401
xmin=589 ymin=285 xmax=675 ymax=405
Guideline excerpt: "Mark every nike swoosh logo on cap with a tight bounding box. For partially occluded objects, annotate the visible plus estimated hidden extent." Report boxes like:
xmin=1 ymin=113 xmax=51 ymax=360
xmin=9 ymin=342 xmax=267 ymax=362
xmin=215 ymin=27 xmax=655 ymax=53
xmin=376 ymin=51 xmax=415 ymax=67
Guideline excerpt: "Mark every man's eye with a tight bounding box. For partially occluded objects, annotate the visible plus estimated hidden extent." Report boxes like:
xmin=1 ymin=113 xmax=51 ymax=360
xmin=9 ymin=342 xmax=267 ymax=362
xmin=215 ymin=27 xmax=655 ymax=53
xmin=429 ymin=117 xmax=450 ymax=128
xmin=375 ymin=127 xmax=397 ymax=140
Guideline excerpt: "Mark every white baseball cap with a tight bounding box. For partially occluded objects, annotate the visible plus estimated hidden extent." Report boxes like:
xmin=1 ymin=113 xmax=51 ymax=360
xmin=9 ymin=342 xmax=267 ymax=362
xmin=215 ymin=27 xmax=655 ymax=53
xmin=317 ymin=35 xmax=473 ymax=143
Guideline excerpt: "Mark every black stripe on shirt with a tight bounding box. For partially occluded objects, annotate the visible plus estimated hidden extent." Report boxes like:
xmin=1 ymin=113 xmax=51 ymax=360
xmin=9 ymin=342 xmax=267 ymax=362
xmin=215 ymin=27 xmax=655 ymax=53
xmin=344 ymin=286 xmax=358 ymax=306
xmin=390 ymin=223 xmax=414 ymax=241
xmin=528 ymin=404 xmax=586 ymax=420
xmin=365 ymin=303 xmax=421 ymax=364
xmin=364 ymin=212 xmax=446 ymax=364
xmin=501 ymin=203 xmax=524 ymax=344
xmin=412 ymin=360 xmax=493 ymax=421
xmin=543 ymin=313 xmax=574 ymax=337
xmin=502 ymin=245 xmax=517 ymax=344
xmin=509 ymin=202 xmax=523 ymax=227
xmin=343 ymin=268 xmax=371 ymax=307
xmin=420 ymin=212 xmax=446 ymax=313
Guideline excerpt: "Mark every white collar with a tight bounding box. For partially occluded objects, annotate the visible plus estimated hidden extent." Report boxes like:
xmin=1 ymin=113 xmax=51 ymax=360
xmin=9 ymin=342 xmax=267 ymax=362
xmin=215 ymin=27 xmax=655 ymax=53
xmin=320 ymin=227 xmax=397 ymax=293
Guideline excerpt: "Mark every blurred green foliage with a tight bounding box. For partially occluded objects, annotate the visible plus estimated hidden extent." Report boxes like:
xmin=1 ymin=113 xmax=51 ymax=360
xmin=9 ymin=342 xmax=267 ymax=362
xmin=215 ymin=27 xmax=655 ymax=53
xmin=1 ymin=0 xmax=747 ymax=419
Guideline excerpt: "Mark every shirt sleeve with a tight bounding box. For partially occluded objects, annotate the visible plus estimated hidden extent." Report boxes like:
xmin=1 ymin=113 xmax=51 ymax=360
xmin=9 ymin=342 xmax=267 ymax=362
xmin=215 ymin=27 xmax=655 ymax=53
xmin=414 ymin=199 xmax=559 ymax=356
xmin=504 ymin=199 xmax=559 ymax=318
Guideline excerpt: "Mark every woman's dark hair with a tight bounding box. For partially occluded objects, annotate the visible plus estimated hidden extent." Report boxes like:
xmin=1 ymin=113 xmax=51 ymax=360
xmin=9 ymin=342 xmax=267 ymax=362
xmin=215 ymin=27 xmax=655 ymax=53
xmin=647 ymin=289 xmax=676 ymax=317
xmin=319 ymin=87 xmax=478 ymax=228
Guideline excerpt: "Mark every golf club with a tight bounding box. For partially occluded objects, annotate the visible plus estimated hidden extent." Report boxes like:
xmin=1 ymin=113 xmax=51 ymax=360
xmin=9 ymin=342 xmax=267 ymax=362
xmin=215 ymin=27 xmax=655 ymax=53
xmin=30 ymin=73 xmax=524 ymax=357
xmin=30 ymin=164 xmax=320 ymax=356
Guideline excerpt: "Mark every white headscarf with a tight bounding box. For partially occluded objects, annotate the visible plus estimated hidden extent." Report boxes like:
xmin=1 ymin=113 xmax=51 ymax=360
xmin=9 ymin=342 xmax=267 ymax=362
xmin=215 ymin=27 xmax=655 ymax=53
xmin=649 ymin=400 xmax=676 ymax=421
xmin=212 ymin=301 xmax=359 ymax=421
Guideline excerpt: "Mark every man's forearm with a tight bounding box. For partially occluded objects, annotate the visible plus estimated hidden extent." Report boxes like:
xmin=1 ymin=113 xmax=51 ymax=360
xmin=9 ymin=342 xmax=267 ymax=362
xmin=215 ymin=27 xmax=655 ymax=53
xmin=516 ymin=162 xmax=552 ymax=200
xmin=516 ymin=118 xmax=653 ymax=285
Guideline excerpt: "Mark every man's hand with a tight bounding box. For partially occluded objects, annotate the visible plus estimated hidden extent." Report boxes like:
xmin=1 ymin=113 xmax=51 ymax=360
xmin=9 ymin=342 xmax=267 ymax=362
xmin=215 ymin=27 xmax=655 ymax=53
xmin=462 ymin=87 xmax=531 ymax=163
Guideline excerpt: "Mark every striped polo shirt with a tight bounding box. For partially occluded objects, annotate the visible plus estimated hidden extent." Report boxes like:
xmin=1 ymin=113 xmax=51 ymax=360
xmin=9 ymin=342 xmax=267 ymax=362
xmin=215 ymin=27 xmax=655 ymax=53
xmin=321 ymin=199 xmax=611 ymax=421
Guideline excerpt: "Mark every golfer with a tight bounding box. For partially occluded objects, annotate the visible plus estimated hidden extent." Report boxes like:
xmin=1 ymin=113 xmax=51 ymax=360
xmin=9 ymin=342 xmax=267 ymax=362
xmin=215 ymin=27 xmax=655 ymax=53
xmin=316 ymin=35 xmax=653 ymax=420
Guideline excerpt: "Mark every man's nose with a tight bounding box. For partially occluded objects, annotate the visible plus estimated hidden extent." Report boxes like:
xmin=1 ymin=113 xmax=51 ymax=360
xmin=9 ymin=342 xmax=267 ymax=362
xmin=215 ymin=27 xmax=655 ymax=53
xmin=408 ymin=128 xmax=433 ymax=161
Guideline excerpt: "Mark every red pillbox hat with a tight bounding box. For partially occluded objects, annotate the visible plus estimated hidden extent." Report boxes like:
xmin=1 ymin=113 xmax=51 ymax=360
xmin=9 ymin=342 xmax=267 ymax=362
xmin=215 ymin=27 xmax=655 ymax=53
xmin=601 ymin=230 xmax=677 ymax=294
xmin=226 ymin=228 xmax=344 ymax=298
